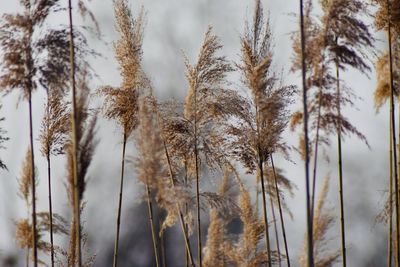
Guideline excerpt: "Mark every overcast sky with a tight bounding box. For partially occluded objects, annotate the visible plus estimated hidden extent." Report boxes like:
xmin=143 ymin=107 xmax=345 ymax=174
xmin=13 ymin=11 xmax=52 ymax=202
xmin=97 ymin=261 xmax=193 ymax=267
xmin=0 ymin=0 xmax=391 ymax=266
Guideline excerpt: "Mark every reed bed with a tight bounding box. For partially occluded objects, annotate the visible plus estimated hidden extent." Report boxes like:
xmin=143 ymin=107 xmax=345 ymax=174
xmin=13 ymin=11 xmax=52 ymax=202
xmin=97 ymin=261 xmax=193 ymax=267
xmin=0 ymin=0 xmax=398 ymax=266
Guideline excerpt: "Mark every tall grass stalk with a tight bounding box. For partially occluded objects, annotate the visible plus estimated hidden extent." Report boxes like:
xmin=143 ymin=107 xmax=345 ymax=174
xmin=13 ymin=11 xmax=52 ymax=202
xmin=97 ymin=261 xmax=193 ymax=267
xmin=193 ymin=84 xmax=202 ymax=267
xmin=45 ymin=95 xmax=55 ymax=267
xmin=389 ymin=110 xmax=394 ymax=267
xmin=310 ymin=91 xmax=322 ymax=218
xmin=161 ymin=140 xmax=195 ymax=266
xmin=271 ymin=155 xmax=291 ymax=267
xmin=335 ymin=52 xmax=346 ymax=267
xmin=386 ymin=1 xmax=400 ymax=264
xmin=67 ymin=0 xmax=82 ymax=265
xmin=146 ymin=185 xmax=161 ymax=267
xmin=28 ymin=74 xmax=38 ymax=267
xmin=113 ymin=130 xmax=127 ymax=267
xmin=299 ymin=0 xmax=314 ymax=266
xmin=267 ymin=177 xmax=281 ymax=267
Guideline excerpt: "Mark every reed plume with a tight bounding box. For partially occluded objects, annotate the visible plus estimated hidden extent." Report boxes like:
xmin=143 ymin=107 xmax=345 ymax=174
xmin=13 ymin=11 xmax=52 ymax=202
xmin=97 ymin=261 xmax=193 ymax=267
xmin=97 ymin=1 xmax=148 ymax=265
xmin=292 ymin=2 xmax=372 ymax=265
xmin=0 ymin=1 xmax=64 ymax=265
xmin=229 ymin=1 xmax=295 ymax=265
xmin=134 ymin=96 xmax=168 ymax=267
xmin=225 ymin=182 xmax=276 ymax=267
xmin=202 ymin=209 xmax=225 ymax=267
xmin=39 ymin=87 xmax=69 ymax=267
xmin=202 ymin=166 xmax=241 ymax=267
xmin=183 ymin=26 xmax=233 ymax=266
xmin=318 ymin=1 xmax=374 ymax=265
xmin=16 ymin=148 xmax=70 ymax=265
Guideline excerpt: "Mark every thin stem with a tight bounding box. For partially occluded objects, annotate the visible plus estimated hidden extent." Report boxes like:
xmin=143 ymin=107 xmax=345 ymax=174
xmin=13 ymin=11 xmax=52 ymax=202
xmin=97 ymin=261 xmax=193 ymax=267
xmin=28 ymin=87 xmax=38 ymax=267
xmin=47 ymin=152 xmax=55 ymax=267
xmin=259 ymin=159 xmax=272 ymax=267
xmin=112 ymin=131 xmax=127 ymax=267
xmin=45 ymin=91 xmax=55 ymax=267
xmin=267 ymin=172 xmax=281 ymax=267
xmin=389 ymin=109 xmax=394 ymax=267
xmin=25 ymin=3 xmax=37 ymax=265
xmin=68 ymin=1 xmax=81 ymax=266
xmin=164 ymin=146 xmax=195 ymax=266
xmin=194 ymin=82 xmax=202 ymax=267
xmin=183 ymin=160 xmax=192 ymax=267
xmin=146 ymin=185 xmax=161 ymax=267
xmin=271 ymin=155 xmax=291 ymax=267
xmin=310 ymin=89 xmax=322 ymax=218
xmin=386 ymin=1 xmax=399 ymax=265
xmin=154 ymin=103 xmax=195 ymax=266
xmin=299 ymin=0 xmax=313 ymax=266
xmin=335 ymin=52 xmax=346 ymax=267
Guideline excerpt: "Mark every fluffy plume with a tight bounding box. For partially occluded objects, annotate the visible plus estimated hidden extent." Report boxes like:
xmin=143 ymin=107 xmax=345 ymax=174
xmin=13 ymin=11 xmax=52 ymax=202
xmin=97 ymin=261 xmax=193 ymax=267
xmin=0 ymin=0 xmax=91 ymax=100
xmin=134 ymin=97 xmax=167 ymax=189
xmin=202 ymin=209 xmax=226 ymax=267
xmin=98 ymin=0 xmax=149 ymax=134
xmin=373 ymin=0 xmax=400 ymax=34
xmin=225 ymin=184 xmax=276 ymax=266
xmin=17 ymin=148 xmax=35 ymax=205
xmin=291 ymin=0 xmax=372 ymax=154
xmin=134 ymin=97 xmax=184 ymax=231
xmin=374 ymin=39 xmax=400 ymax=111
xmin=40 ymin=89 xmax=70 ymax=157
xmin=227 ymin=0 xmax=295 ymax=173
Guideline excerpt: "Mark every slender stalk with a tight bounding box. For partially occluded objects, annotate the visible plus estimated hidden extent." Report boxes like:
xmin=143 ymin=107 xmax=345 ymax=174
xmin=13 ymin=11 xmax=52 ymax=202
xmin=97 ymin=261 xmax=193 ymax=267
xmin=259 ymin=158 xmax=272 ymax=267
xmin=271 ymin=155 xmax=291 ymax=267
xmin=267 ymin=174 xmax=281 ymax=267
xmin=146 ymin=185 xmax=161 ymax=267
xmin=299 ymin=0 xmax=313 ymax=266
xmin=163 ymin=145 xmax=195 ymax=266
xmin=28 ymin=86 xmax=38 ymax=267
xmin=335 ymin=52 xmax=347 ymax=267
xmin=310 ymin=90 xmax=322 ymax=218
xmin=183 ymin=160 xmax=192 ymax=267
xmin=154 ymin=104 xmax=195 ymax=266
xmin=25 ymin=3 xmax=38 ymax=265
xmin=68 ymin=1 xmax=82 ymax=265
xmin=194 ymin=81 xmax=202 ymax=267
xmin=47 ymin=152 xmax=55 ymax=267
xmin=44 ymin=90 xmax=55 ymax=267
xmin=389 ymin=109 xmax=394 ymax=267
xmin=113 ymin=130 xmax=127 ymax=267
xmin=386 ymin=1 xmax=399 ymax=264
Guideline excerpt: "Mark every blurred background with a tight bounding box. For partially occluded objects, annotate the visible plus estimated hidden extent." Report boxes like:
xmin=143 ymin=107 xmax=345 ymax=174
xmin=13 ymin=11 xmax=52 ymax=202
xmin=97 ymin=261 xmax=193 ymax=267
xmin=0 ymin=0 xmax=390 ymax=266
